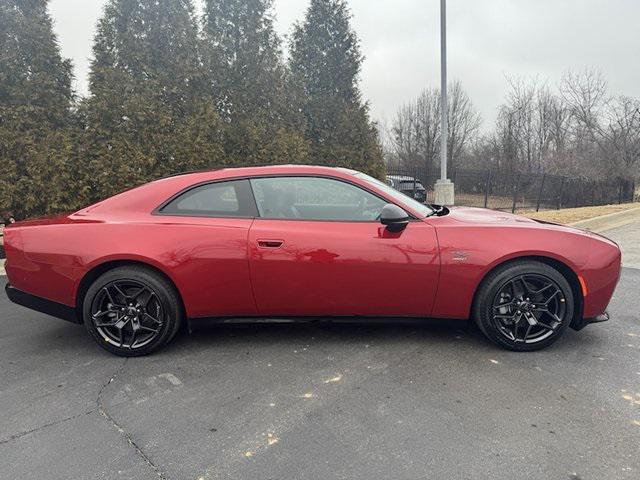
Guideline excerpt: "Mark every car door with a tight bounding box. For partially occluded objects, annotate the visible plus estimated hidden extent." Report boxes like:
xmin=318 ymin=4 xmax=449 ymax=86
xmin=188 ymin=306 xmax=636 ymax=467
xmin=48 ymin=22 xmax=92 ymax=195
xmin=152 ymin=178 xmax=258 ymax=318
xmin=247 ymin=176 xmax=440 ymax=317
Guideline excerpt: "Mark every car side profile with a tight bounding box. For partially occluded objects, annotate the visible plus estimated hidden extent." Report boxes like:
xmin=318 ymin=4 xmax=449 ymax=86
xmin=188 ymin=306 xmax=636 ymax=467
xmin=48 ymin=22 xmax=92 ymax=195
xmin=4 ymin=165 xmax=621 ymax=356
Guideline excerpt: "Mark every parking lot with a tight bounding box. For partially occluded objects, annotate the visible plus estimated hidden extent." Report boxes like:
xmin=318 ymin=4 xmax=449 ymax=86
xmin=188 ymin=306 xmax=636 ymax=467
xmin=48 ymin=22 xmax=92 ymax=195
xmin=1 ymin=222 xmax=640 ymax=480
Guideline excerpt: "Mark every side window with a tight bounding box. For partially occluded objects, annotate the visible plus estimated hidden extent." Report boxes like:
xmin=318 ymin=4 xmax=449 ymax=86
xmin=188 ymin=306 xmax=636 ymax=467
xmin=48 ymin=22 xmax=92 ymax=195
xmin=250 ymin=177 xmax=386 ymax=221
xmin=160 ymin=179 xmax=257 ymax=217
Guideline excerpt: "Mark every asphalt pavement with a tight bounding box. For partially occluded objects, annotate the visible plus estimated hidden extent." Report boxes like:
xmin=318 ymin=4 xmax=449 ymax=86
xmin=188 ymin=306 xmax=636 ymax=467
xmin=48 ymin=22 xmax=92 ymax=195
xmin=1 ymin=223 xmax=640 ymax=480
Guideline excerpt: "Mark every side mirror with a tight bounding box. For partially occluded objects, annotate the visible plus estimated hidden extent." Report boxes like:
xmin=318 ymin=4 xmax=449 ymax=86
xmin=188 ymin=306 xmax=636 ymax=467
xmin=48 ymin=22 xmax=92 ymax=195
xmin=380 ymin=203 xmax=409 ymax=232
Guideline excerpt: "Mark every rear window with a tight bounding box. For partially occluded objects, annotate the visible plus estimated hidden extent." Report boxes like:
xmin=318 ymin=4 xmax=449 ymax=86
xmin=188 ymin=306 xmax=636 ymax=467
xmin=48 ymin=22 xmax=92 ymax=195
xmin=160 ymin=179 xmax=258 ymax=217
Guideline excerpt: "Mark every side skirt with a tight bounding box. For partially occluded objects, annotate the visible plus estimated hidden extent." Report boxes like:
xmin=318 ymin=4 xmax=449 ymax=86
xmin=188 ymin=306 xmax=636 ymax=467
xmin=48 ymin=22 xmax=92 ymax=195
xmin=187 ymin=315 xmax=468 ymax=331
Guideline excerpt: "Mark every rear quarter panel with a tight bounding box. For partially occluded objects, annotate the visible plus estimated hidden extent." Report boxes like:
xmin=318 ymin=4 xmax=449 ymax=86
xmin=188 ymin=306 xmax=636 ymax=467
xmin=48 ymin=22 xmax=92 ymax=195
xmin=5 ymin=223 xmax=82 ymax=305
xmin=5 ymin=217 xmax=257 ymax=318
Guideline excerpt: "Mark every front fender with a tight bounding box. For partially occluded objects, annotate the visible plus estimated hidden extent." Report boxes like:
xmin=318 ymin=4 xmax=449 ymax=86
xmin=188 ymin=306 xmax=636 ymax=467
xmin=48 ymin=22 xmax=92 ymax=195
xmin=431 ymin=224 xmax=592 ymax=319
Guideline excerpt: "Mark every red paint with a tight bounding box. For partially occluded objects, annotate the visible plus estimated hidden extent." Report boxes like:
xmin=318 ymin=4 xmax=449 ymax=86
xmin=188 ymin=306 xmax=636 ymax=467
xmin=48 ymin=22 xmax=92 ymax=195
xmin=3 ymin=165 xmax=621 ymax=323
xmin=248 ymin=219 xmax=439 ymax=316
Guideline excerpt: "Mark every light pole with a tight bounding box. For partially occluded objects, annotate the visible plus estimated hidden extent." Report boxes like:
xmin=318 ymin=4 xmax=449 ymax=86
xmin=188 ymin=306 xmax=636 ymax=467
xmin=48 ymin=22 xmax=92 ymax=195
xmin=434 ymin=0 xmax=455 ymax=205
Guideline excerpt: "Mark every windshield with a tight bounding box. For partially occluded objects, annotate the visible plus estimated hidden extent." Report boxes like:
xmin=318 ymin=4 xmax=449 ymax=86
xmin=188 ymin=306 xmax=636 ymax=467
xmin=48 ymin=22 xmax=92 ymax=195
xmin=354 ymin=173 xmax=434 ymax=217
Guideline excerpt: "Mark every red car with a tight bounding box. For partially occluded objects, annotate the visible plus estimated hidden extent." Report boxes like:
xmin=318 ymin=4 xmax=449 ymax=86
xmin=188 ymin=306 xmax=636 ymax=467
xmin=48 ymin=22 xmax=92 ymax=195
xmin=3 ymin=165 xmax=621 ymax=356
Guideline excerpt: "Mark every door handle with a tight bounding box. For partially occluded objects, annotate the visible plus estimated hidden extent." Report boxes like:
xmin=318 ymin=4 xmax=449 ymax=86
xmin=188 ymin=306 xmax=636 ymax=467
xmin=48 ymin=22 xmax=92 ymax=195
xmin=257 ymin=239 xmax=284 ymax=249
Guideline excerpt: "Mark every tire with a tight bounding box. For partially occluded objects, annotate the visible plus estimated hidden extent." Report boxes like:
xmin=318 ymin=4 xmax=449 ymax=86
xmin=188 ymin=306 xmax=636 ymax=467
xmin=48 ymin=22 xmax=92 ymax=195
xmin=473 ymin=260 xmax=574 ymax=352
xmin=82 ymin=266 xmax=183 ymax=357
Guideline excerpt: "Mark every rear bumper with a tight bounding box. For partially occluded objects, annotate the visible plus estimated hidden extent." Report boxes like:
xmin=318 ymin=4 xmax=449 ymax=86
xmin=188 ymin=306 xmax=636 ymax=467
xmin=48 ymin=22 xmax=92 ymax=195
xmin=5 ymin=283 xmax=80 ymax=324
xmin=571 ymin=312 xmax=610 ymax=331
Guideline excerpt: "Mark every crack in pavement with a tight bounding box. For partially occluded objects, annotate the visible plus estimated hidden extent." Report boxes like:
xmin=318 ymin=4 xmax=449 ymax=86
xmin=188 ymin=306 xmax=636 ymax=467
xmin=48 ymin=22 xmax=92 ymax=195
xmin=0 ymin=359 xmax=131 ymax=446
xmin=95 ymin=357 xmax=129 ymax=409
xmin=1 ymin=349 xmax=168 ymax=480
xmin=96 ymin=358 xmax=167 ymax=479
xmin=97 ymin=407 xmax=165 ymax=479
xmin=0 ymin=409 xmax=95 ymax=445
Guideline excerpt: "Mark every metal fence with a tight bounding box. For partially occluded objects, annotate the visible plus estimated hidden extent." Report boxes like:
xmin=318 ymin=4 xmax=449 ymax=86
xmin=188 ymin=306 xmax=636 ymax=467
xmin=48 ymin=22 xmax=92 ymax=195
xmin=386 ymin=166 xmax=636 ymax=212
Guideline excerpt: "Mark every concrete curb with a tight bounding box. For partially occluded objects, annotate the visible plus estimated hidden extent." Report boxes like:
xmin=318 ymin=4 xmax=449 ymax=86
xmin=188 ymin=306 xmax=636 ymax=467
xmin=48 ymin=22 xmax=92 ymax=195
xmin=568 ymin=206 xmax=640 ymax=233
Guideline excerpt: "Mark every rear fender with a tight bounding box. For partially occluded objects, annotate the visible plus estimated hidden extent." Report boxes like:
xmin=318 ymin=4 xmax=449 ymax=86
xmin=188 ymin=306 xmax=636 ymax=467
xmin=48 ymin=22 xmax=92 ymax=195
xmin=73 ymin=254 xmax=182 ymax=307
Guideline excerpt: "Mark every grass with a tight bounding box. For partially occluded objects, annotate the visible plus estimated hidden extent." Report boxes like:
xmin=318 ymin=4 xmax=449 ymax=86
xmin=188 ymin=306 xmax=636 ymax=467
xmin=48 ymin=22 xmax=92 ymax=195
xmin=442 ymin=192 xmax=640 ymax=223
xmin=520 ymin=203 xmax=640 ymax=225
xmin=453 ymin=193 xmax=515 ymax=210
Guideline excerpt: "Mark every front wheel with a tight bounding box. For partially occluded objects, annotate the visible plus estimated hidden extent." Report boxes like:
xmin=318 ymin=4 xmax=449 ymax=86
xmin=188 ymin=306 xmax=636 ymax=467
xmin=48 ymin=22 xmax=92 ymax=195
xmin=82 ymin=266 xmax=183 ymax=356
xmin=473 ymin=261 xmax=574 ymax=351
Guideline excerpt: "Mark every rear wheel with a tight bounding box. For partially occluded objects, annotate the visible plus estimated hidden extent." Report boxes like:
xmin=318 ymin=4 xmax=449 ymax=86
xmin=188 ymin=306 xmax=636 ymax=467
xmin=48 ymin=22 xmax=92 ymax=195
xmin=82 ymin=266 xmax=182 ymax=356
xmin=474 ymin=261 xmax=574 ymax=351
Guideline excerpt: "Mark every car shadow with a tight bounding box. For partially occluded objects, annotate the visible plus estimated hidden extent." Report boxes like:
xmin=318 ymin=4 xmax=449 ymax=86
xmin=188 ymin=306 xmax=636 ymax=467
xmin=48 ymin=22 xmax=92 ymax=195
xmin=162 ymin=319 xmax=489 ymax=356
xmin=161 ymin=317 xmax=610 ymax=358
xmin=12 ymin=312 xmax=610 ymax=359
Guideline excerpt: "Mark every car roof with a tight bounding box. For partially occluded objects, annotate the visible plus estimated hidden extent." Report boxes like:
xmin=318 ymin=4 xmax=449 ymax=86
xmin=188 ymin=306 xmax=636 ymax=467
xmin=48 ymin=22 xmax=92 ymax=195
xmin=166 ymin=164 xmax=359 ymax=182
xmin=76 ymin=166 xmax=361 ymax=215
xmin=73 ymin=165 xmax=429 ymax=220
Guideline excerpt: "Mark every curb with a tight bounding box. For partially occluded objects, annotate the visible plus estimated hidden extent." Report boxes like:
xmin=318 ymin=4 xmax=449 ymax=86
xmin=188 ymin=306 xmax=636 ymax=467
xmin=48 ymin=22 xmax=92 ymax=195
xmin=568 ymin=206 xmax=640 ymax=233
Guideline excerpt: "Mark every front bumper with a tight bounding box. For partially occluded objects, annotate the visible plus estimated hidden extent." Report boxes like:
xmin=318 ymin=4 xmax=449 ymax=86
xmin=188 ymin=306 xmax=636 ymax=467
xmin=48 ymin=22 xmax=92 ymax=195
xmin=571 ymin=312 xmax=610 ymax=331
xmin=5 ymin=283 xmax=80 ymax=324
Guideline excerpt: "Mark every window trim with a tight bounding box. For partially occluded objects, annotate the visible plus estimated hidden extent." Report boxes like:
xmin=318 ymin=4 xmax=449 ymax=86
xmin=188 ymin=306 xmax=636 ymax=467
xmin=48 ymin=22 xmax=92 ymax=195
xmin=152 ymin=178 xmax=259 ymax=219
xmin=152 ymin=174 xmax=419 ymax=222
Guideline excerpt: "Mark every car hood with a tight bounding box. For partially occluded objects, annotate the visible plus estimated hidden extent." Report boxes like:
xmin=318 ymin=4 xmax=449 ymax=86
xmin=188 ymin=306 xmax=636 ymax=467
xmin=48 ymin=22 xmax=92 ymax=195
xmin=442 ymin=206 xmax=589 ymax=234
xmin=445 ymin=206 xmax=538 ymax=225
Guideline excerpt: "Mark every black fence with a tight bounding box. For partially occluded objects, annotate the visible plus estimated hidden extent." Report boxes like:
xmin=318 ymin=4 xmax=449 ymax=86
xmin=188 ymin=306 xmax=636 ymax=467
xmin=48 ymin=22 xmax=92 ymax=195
xmin=386 ymin=166 xmax=636 ymax=212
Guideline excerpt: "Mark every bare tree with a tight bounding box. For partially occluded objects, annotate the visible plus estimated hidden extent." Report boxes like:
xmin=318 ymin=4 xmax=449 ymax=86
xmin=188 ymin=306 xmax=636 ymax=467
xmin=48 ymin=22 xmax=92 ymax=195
xmin=388 ymin=105 xmax=415 ymax=168
xmin=494 ymin=76 xmax=541 ymax=173
xmin=447 ymin=80 xmax=482 ymax=171
xmin=545 ymin=93 xmax=572 ymax=173
xmin=602 ymin=96 xmax=640 ymax=176
xmin=560 ymin=69 xmax=608 ymax=133
xmin=390 ymin=69 xmax=640 ymax=183
xmin=390 ymin=81 xmax=480 ymax=172
xmin=559 ymin=70 xmax=640 ymax=178
xmin=490 ymin=73 xmax=622 ymax=178
xmin=492 ymin=76 xmax=573 ymax=174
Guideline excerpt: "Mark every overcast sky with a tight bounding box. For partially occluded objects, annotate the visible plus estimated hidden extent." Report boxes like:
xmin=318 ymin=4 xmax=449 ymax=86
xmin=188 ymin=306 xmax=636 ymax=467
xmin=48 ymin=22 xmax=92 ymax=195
xmin=48 ymin=0 xmax=640 ymax=130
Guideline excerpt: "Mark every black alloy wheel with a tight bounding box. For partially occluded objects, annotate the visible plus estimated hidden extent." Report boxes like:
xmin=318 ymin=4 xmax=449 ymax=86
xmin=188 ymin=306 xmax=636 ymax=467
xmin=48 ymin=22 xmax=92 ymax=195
xmin=491 ymin=274 xmax=566 ymax=344
xmin=91 ymin=280 xmax=164 ymax=350
xmin=83 ymin=266 xmax=182 ymax=356
xmin=474 ymin=260 xmax=574 ymax=351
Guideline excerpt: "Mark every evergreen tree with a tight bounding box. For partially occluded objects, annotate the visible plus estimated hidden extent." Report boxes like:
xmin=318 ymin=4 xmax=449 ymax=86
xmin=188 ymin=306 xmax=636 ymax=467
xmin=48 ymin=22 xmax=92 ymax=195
xmin=0 ymin=0 xmax=75 ymax=218
xmin=82 ymin=0 xmax=224 ymax=202
xmin=290 ymin=0 xmax=384 ymax=176
xmin=202 ymin=0 xmax=308 ymax=165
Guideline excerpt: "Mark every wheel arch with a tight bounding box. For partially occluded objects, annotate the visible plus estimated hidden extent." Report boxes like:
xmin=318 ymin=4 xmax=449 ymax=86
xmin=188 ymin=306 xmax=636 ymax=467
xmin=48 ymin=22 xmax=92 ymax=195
xmin=470 ymin=255 xmax=584 ymax=328
xmin=74 ymin=259 xmax=185 ymax=320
